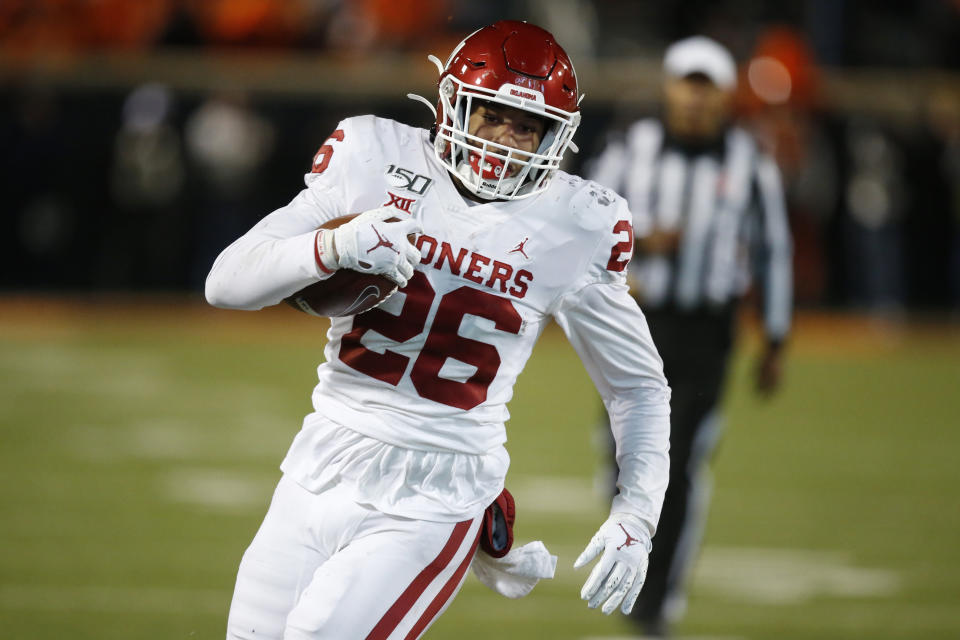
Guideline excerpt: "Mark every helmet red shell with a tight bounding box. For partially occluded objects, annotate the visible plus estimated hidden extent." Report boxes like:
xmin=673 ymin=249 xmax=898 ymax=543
xmin=431 ymin=21 xmax=582 ymax=200
xmin=439 ymin=20 xmax=579 ymax=122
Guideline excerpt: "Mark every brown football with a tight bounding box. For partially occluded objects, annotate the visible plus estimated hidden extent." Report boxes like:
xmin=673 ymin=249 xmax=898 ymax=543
xmin=284 ymin=214 xmax=401 ymax=317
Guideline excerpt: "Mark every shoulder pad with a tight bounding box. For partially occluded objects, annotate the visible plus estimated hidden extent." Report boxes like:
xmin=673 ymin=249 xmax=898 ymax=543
xmin=565 ymin=177 xmax=628 ymax=232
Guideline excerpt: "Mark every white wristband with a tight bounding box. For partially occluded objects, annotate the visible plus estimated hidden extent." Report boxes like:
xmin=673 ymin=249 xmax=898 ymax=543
xmin=313 ymin=229 xmax=339 ymax=278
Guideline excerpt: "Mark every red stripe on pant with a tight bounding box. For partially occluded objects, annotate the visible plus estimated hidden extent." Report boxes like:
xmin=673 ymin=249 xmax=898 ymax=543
xmin=365 ymin=519 xmax=473 ymax=640
xmin=403 ymin=531 xmax=480 ymax=640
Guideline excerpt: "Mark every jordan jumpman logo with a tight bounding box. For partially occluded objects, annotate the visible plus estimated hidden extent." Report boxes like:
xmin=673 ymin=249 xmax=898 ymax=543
xmin=366 ymin=225 xmax=399 ymax=254
xmin=509 ymin=237 xmax=530 ymax=259
xmin=616 ymin=522 xmax=639 ymax=550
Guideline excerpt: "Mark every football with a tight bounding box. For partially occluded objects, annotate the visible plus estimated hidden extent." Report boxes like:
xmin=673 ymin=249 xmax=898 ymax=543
xmin=284 ymin=214 xmax=401 ymax=317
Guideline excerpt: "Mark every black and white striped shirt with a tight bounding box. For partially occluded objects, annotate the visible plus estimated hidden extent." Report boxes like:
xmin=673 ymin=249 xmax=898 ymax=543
xmin=589 ymin=118 xmax=792 ymax=341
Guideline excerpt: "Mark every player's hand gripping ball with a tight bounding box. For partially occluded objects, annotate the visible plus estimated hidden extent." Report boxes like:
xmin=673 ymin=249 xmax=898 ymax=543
xmin=285 ymin=210 xmax=421 ymax=317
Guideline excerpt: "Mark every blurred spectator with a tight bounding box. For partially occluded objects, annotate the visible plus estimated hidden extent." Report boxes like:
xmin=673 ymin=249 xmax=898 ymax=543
xmin=526 ymin=0 xmax=599 ymax=62
xmin=184 ymin=92 xmax=274 ymax=194
xmin=100 ymin=83 xmax=188 ymax=288
xmin=930 ymin=91 xmax=960 ymax=308
xmin=182 ymin=0 xmax=312 ymax=49
xmin=0 ymin=84 xmax=83 ymax=288
xmin=111 ymin=83 xmax=184 ymax=209
xmin=325 ymin=0 xmax=453 ymax=54
xmin=0 ymin=0 xmax=334 ymax=53
xmin=184 ymin=91 xmax=276 ymax=288
xmin=739 ymin=24 xmax=958 ymax=313
xmin=738 ymin=27 xmax=839 ymax=306
xmin=905 ymin=87 xmax=960 ymax=309
xmin=0 ymin=0 xmax=174 ymax=54
xmin=842 ymin=120 xmax=907 ymax=312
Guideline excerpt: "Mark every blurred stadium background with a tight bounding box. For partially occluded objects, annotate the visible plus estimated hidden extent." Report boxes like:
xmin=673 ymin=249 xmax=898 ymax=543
xmin=1 ymin=1 xmax=958 ymax=639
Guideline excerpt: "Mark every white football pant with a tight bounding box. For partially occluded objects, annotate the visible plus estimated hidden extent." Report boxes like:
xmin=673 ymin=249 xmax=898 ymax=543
xmin=226 ymin=475 xmax=482 ymax=640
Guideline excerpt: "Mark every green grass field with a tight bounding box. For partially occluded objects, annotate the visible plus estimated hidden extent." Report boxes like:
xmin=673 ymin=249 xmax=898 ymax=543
xmin=1 ymin=298 xmax=958 ymax=639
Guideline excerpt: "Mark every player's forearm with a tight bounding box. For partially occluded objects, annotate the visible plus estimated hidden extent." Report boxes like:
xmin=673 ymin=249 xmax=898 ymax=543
xmin=205 ymin=230 xmax=322 ymax=310
xmin=606 ymin=388 xmax=671 ymax=538
xmin=553 ymin=282 xmax=671 ymax=532
xmin=205 ymin=188 xmax=338 ymax=310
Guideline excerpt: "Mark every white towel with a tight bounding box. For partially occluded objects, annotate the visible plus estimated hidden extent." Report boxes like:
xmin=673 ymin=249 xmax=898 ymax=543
xmin=471 ymin=541 xmax=558 ymax=598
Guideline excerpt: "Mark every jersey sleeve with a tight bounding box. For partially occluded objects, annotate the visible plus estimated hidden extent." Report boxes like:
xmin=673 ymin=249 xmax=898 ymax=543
xmin=302 ymin=116 xmax=373 ymax=210
xmin=551 ymin=184 xmax=670 ymax=537
xmin=552 ymin=280 xmax=671 ymax=538
xmin=556 ymin=179 xmax=636 ymax=294
xmin=205 ymin=117 xmax=368 ymax=310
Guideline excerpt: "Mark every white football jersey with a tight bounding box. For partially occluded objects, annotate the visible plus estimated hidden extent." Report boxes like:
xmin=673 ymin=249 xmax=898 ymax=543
xmin=206 ymin=116 xmax=670 ymax=526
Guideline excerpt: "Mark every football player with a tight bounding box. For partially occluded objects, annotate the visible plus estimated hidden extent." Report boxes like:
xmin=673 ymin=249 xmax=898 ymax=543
xmin=206 ymin=20 xmax=670 ymax=640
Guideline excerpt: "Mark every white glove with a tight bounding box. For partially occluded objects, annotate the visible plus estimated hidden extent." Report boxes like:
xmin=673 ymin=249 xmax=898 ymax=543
xmin=574 ymin=512 xmax=650 ymax=615
xmin=330 ymin=207 xmax=422 ymax=287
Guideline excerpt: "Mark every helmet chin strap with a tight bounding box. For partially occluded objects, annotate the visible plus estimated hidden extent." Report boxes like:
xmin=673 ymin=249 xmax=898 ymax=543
xmin=469 ymin=151 xmax=506 ymax=180
xmin=455 ymin=158 xmax=522 ymax=200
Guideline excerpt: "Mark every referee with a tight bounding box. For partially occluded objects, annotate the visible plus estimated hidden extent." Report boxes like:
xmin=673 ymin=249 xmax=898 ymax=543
xmin=589 ymin=37 xmax=792 ymax=637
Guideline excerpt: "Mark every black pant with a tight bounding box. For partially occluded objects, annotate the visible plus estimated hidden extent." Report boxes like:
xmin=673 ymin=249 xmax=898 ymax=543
xmin=606 ymin=306 xmax=735 ymax=627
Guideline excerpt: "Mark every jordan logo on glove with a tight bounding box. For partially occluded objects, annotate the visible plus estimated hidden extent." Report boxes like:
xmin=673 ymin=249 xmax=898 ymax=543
xmin=616 ymin=522 xmax=639 ymax=551
xmin=366 ymin=225 xmax=399 ymax=255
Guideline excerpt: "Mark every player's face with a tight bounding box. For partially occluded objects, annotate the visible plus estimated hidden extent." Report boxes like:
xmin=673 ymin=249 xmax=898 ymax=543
xmin=468 ymin=103 xmax=547 ymax=176
xmin=663 ymin=73 xmax=732 ymax=141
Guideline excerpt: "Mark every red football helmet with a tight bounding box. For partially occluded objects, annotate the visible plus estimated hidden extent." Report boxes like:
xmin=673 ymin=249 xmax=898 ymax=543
xmin=428 ymin=21 xmax=582 ymax=200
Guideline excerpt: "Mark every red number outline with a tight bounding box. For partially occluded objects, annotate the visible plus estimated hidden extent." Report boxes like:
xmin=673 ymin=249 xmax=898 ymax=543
xmin=311 ymin=129 xmax=345 ymax=174
xmin=338 ymin=272 xmax=435 ymax=386
xmin=338 ymin=275 xmax=522 ymax=410
xmin=410 ymin=286 xmax=522 ymax=410
xmin=606 ymin=219 xmax=634 ymax=272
